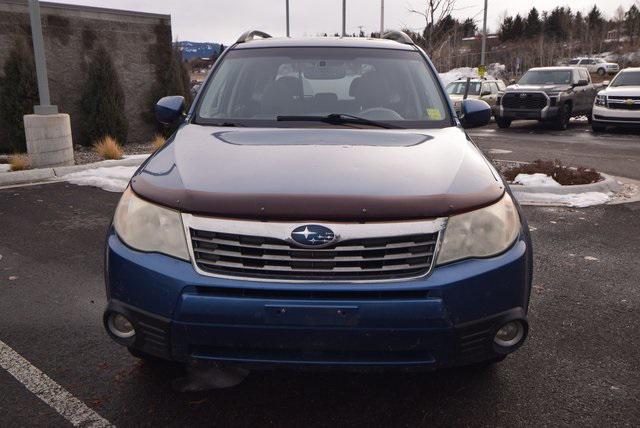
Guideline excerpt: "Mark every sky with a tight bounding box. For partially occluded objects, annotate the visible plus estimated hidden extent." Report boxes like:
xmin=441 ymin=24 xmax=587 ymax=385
xmin=54 ymin=0 xmax=638 ymax=44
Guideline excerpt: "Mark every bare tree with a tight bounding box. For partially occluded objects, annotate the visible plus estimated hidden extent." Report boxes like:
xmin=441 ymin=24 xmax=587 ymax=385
xmin=409 ymin=0 xmax=457 ymax=54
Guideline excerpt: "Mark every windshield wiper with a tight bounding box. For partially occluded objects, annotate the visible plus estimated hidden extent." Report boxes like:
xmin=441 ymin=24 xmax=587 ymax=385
xmin=277 ymin=113 xmax=400 ymax=129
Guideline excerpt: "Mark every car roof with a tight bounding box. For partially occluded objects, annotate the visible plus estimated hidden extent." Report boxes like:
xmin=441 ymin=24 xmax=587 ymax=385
xmin=232 ymin=37 xmax=417 ymax=51
xmin=528 ymin=66 xmax=577 ymax=71
xmin=619 ymin=67 xmax=640 ymax=72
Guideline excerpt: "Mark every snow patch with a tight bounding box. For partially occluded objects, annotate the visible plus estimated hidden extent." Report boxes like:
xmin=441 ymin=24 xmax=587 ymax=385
xmin=513 ymin=173 xmax=561 ymax=187
xmin=63 ymin=166 xmax=137 ymax=192
xmin=439 ymin=63 xmax=506 ymax=86
xmin=489 ymin=148 xmax=512 ymax=154
xmin=0 ymin=164 xmax=11 ymax=173
xmin=513 ymin=191 xmax=611 ymax=208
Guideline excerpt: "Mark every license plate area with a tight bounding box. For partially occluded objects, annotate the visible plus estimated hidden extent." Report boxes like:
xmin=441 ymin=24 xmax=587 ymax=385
xmin=265 ymin=304 xmax=359 ymax=326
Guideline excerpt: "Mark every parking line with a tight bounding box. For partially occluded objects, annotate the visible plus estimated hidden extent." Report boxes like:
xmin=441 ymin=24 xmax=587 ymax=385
xmin=0 ymin=339 xmax=113 ymax=427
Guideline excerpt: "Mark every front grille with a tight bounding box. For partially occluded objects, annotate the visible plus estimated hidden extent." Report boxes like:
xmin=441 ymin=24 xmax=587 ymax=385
xmin=190 ymin=229 xmax=439 ymax=281
xmin=608 ymin=96 xmax=640 ymax=101
xmin=502 ymin=92 xmax=548 ymax=110
xmin=608 ymin=102 xmax=640 ymax=111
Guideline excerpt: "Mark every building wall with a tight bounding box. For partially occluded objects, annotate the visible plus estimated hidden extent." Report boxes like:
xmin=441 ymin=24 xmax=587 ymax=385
xmin=0 ymin=0 xmax=172 ymax=147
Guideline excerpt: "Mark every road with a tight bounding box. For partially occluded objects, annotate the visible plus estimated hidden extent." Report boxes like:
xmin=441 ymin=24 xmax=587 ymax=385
xmin=1 ymin=123 xmax=640 ymax=426
xmin=469 ymin=121 xmax=640 ymax=180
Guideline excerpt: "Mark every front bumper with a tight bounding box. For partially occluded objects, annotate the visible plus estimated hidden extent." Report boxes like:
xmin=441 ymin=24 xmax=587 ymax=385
xmin=593 ymin=105 xmax=640 ymax=126
xmin=498 ymin=106 xmax=560 ymax=121
xmin=104 ymin=230 xmax=532 ymax=369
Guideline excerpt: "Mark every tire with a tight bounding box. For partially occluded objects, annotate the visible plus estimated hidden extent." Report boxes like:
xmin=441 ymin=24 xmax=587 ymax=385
xmin=554 ymin=104 xmax=571 ymax=130
xmin=496 ymin=118 xmax=512 ymax=129
xmin=597 ymin=68 xmax=606 ymax=76
xmin=592 ymin=122 xmax=607 ymax=132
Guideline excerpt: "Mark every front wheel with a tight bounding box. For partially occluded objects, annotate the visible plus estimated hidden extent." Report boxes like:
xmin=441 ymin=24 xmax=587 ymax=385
xmin=554 ymin=104 xmax=571 ymax=130
xmin=597 ymin=68 xmax=606 ymax=76
xmin=496 ymin=118 xmax=512 ymax=129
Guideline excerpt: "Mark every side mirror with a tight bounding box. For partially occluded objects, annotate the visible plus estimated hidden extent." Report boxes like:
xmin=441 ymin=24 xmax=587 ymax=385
xmin=481 ymin=90 xmax=492 ymax=96
xmin=460 ymin=99 xmax=491 ymax=128
xmin=576 ymin=79 xmax=589 ymax=87
xmin=155 ymin=96 xmax=186 ymax=125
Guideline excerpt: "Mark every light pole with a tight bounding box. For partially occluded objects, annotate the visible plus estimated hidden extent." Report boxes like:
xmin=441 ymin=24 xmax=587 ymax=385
xmin=342 ymin=0 xmax=346 ymax=37
xmin=28 ymin=0 xmax=57 ymax=115
xmin=480 ymin=0 xmax=488 ymax=67
xmin=380 ymin=0 xmax=384 ymax=36
xmin=285 ymin=0 xmax=290 ymax=37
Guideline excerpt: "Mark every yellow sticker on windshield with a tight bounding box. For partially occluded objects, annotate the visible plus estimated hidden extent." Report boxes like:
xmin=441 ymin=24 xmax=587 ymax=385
xmin=426 ymin=108 xmax=443 ymax=120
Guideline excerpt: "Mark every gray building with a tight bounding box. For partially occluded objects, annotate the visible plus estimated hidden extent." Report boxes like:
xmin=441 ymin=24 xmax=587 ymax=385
xmin=0 ymin=0 xmax=172 ymax=148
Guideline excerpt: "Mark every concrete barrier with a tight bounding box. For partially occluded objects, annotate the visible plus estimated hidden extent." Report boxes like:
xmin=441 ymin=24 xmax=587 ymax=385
xmin=23 ymin=114 xmax=74 ymax=168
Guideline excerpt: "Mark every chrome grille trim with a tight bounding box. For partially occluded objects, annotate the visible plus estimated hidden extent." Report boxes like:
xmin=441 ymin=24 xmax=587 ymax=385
xmin=182 ymin=214 xmax=446 ymax=283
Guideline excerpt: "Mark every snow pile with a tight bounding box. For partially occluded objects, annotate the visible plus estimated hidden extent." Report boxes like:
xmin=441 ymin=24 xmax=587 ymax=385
xmin=439 ymin=63 xmax=506 ymax=86
xmin=513 ymin=173 xmax=561 ymax=187
xmin=0 ymin=164 xmax=11 ymax=173
xmin=63 ymin=166 xmax=137 ymax=192
xmin=512 ymin=191 xmax=611 ymax=208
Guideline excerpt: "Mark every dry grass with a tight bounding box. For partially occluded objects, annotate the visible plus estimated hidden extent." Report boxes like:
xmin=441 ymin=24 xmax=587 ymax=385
xmin=151 ymin=134 xmax=166 ymax=150
xmin=503 ymin=159 xmax=601 ymax=186
xmin=9 ymin=154 xmax=30 ymax=171
xmin=93 ymin=136 xmax=123 ymax=160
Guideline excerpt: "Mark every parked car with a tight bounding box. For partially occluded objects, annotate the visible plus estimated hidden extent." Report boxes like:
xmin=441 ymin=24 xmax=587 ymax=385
xmin=592 ymin=67 xmax=640 ymax=132
xmin=103 ymin=31 xmax=532 ymax=371
xmin=445 ymin=78 xmax=506 ymax=116
xmin=568 ymin=57 xmax=620 ymax=76
xmin=495 ymin=66 xmax=599 ymax=130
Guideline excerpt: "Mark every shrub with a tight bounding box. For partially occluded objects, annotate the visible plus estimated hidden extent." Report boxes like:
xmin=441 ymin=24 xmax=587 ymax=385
xmin=93 ymin=136 xmax=123 ymax=160
xmin=80 ymin=46 xmax=128 ymax=146
xmin=151 ymin=134 xmax=166 ymax=150
xmin=9 ymin=154 xmax=30 ymax=171
xmin=145 ymin=31 xmax=192 ymax=136
xmin=0 ymin=38 xmax=38 ymax=153
xmin=503 ymin=159 xmax=601 ymax=185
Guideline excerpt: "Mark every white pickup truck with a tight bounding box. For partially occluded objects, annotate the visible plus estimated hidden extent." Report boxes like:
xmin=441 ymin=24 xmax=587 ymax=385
xmin=592 ymin=68 xmax=640 ymax=132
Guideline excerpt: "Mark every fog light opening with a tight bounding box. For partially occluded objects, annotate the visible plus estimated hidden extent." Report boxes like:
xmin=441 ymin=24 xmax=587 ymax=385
xmin=494 ymin=320 xmax=525 ymax=348
xmin=108 ymin=313 xmax=135 ymax=339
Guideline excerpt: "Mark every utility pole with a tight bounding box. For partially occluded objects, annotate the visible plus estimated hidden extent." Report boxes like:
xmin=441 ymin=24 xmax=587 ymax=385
xmin=342 ymin=0 xmax=346 ymax=37
xmin=28 ymin=0 xmax=57 ymax=115
xmin=285 ymin=0 xmax=290 ymax=37
xmin=480 ymin=0 xmax=488 ymax=68
xmin=380 ymin=0 xmax=384 ymax=36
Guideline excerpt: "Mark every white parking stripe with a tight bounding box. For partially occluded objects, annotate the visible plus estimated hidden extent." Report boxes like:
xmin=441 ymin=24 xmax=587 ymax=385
xmin=0 ymin=339 xmax=113 ymax=427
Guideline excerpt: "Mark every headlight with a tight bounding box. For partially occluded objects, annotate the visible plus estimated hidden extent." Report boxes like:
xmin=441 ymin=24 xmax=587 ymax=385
xmin=595 ymin=95 xmax=607 ymax=107
xmin=436 ymin=193 xmax=520 ymax=265
xmin=113 ymin=188 xmax=189 ymax=260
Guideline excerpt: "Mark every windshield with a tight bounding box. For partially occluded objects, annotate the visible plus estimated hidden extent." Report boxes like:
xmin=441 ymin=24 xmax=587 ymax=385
xmin=610 ymin=71 xmax=640 ymax=87
xmin=518 ymin=70 xmax=572 ymax=85
xmin=446 ymin=81 xmax=481 ymax=95
xmin=196 ymin=47 xmax=451 ymax=128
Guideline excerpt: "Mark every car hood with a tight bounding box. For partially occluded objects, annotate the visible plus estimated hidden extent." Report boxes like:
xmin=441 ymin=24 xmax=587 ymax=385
xmin=506 ymin=84 xmax=572 ymax=93
xmin=131 ymin=125 xmax=504 ymax=221
xmin=448 ymin=94 xmax=478 ymax=102
xmin=602 ymin=86 xmax=640 ymax=97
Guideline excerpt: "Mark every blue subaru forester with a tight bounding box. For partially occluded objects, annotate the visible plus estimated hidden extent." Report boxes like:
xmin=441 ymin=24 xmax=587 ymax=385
xmin=104 ymin=31 xmax=532 ymax=370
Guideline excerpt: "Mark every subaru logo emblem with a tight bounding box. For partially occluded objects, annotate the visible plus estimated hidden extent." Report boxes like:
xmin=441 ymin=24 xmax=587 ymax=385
xmin=626 ymin=99 xmax=634 ymax=106
xmin=519 ymin=93 xmax=527 ymax=98
xmin=290 ymin=225 xmax=337 ymax=248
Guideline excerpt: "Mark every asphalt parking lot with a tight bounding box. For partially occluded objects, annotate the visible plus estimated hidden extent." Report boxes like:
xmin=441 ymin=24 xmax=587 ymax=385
xmin=1 ymin=122 xmax=640 ymax=426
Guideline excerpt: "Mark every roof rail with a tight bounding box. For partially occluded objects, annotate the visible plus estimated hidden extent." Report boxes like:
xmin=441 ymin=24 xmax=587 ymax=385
xmin=236 ymin=30 xmax=272 ymax=44
xmin=381 ymin=30 xmax=414 ymax=45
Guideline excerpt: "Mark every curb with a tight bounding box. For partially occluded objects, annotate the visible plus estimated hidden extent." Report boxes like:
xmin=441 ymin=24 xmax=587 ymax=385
xmin=0 ymin=155 xmax=148 ymax=187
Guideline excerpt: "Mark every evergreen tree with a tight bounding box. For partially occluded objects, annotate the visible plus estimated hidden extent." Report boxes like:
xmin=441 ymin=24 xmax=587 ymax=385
xmin=461 ymin=18 xmax=477 ymax=38
xmin=0 ymin=38 xmax=38 ymax=153
xmin=625 ymin=5 xmax=640 ymax=43
xmin=80 ymin=45 xmax=128 ymax=145
xmin=499 ymin=16 xmax=515 ymax=41
xmin=512 ymin=14 xmax=525 ymax=39
xmin=525 ymin=8 xmax=542 ymax=37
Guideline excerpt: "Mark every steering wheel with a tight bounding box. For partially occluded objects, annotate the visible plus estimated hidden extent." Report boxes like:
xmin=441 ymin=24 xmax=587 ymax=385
xmin=359 ymin=107 xmax=404 ymax=121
